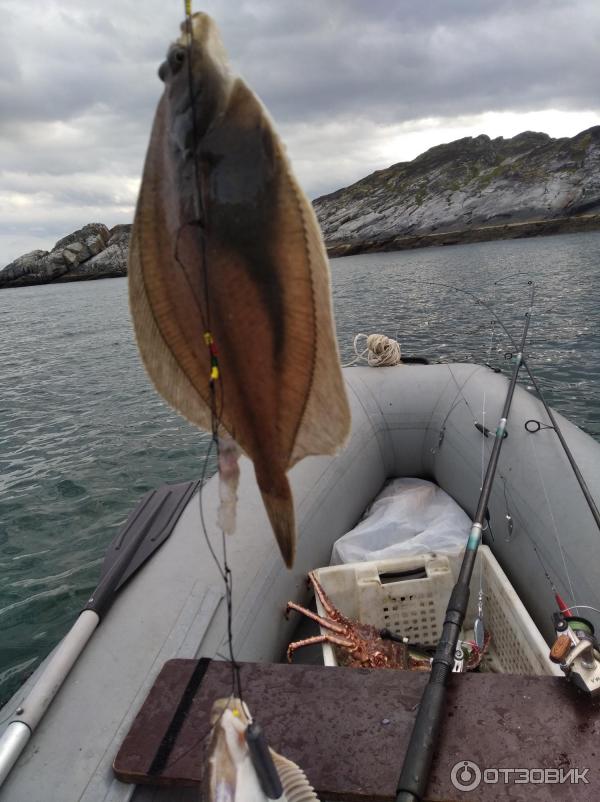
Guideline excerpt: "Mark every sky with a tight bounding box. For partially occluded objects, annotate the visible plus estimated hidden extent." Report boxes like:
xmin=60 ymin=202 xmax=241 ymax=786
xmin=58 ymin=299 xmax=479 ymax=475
xmin=1 ymin=0 xmax=600 ymax=266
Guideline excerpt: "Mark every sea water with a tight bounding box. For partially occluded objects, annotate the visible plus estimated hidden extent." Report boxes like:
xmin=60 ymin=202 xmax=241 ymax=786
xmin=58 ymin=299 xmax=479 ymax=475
xmin=1 ymin=231 xmax=599 ymax=703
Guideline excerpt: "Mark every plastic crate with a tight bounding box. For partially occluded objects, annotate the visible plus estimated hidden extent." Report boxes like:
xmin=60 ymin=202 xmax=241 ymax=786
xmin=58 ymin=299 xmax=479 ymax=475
xmin=313 ymin=547 xmax=562 ymax=675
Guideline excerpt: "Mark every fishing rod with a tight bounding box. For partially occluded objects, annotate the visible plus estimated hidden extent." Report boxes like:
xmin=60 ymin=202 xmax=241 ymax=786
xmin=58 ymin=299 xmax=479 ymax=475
xmin=422 ymin=278 xmax=600 ymax=535
xmin=395 ymin=300 xmax=532 ymax=802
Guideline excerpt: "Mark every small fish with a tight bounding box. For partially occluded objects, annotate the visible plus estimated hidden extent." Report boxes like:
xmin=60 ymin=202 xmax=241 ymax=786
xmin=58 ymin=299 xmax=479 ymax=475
xmin=128 ymin=12 xmax=350 ymax=567
xmin=205 ymin=698 xmax=319 ymax=802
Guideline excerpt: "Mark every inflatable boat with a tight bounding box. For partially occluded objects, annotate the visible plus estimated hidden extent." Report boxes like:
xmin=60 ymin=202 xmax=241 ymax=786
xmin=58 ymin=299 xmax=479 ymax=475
xmin=1 ymin=363 xmax=599 ymax=801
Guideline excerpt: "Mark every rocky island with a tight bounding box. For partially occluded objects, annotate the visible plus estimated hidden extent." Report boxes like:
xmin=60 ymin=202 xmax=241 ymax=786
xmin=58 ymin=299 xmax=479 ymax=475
xmin=314 ymin=126 xmax=600 ymax=256
xmin=2 ymin=127 xmax=600 ymax=287
xmin=0 ymin=223 xmax=131 ymax=288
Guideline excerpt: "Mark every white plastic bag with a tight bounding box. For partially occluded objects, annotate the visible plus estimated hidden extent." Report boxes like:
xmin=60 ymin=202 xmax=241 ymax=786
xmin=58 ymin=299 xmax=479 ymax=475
xmin=331 ymin=478 xmax=470 ymax=564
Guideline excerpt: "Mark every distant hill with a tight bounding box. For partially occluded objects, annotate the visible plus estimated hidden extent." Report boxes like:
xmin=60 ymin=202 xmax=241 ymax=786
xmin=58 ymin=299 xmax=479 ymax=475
xmin=314 ymin=127 xmax=600 ymax=255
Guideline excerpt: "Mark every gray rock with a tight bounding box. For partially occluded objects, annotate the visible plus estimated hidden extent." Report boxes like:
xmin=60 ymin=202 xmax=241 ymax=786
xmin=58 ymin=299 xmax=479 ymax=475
xmin=0 ymin=248 xmax=73 ymax=286
xmin=61 ymin=241 xmax=128 ymax=281
xmin=53 ymin=223 xmax=109 ymax=252
xmin=0 ymin=250 xmax=48 ymax=284
xmin=107 ymin=224 xmax=132 ymax=246
xmin=63 ymin=241 xmax=92 ymax=266
xmin=85 ymin=233 xmax=106 ymax=256
xmin=0 ymin=223 xmax=115 ymax=287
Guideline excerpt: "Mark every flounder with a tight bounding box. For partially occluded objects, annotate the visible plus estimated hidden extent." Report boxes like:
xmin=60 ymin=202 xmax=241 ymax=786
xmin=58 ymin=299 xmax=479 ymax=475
xmin=128 ymin=12 xmax=350 ymax=567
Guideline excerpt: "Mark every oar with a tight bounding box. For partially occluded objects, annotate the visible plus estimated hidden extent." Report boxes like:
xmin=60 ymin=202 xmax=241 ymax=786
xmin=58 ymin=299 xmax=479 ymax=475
xmin=0 ymin=480 xmax=198 ymax=787
xmin=395 ymin=304 xmax=532 ymax=802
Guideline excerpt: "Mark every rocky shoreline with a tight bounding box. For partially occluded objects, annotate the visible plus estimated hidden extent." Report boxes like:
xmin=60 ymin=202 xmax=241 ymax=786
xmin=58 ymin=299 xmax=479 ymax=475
xmin=326 ymin=213 xmax=600 ymax=257
xmin=3 ymin=127 xmax=600 ymax=287
xmin=3 ymin=213 xmax=599 ymax=289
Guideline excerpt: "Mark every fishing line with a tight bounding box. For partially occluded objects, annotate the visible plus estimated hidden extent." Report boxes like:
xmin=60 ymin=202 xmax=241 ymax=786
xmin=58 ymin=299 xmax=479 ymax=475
xmin=485 ymin=316 xmax=496 ymax=367
xmin=156 ymin=691 xmax=235 ymax=772
xmin=445 ymin=364 xmax=480 ymax=423
xmin=497 ymin=472 xmax=600 ymax=625
xmin=484 ymin=275 xmax=505 ymax=368
xmin=181 ymin=0 xmax=244 ymax=708
xmin=563 ymin=605 xmax=600 ymax=616
xmin=424 ymin=277 xmax=600 ymax=538
xmin=420 ymin=278 xmax=532 ymax=358
xmin=197 ymin=438 xmax=225 ymax=582
xmin=183 ymin=3 xmax=211 ymax=333
xmin=528 ymin=433 xmax=579 ymax=614
xmin=480 ymin=390 xmax=486 ymax=491
xmin=499 ymin=473 xmax=563 ymax=597
xmin=430 ymin=281 xmax=586 ymax=613
xmin=430 ymin=365 xmax=488 ymax=454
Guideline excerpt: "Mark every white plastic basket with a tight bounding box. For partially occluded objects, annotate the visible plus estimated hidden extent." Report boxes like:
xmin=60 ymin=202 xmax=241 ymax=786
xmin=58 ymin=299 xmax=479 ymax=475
xmin=313 ymin=546 xmax=562 ymax=675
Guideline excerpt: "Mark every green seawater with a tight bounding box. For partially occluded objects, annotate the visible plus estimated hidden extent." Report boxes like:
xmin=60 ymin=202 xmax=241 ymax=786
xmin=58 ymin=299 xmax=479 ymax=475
xmin=1 ymin=231 xmax=599 ymax=703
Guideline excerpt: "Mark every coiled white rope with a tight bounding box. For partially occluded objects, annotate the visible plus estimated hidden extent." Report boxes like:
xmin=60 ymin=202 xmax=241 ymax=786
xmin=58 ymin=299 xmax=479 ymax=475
xmin=342 ymin=333 xmax=402 ymax=367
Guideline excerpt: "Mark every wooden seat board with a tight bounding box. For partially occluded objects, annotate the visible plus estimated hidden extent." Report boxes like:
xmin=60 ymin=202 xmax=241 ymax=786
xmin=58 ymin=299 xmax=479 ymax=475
xmin=114 ymin=659 xmax=600 ymax=801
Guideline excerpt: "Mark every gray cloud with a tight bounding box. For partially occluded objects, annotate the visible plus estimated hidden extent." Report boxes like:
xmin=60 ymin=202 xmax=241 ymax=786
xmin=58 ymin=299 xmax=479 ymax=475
xmin=1 ymin=0 xmax=599 ymax=264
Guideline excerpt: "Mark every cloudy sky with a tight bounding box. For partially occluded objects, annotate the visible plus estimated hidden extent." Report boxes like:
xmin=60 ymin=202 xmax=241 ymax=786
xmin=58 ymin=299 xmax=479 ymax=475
xmin=1 ymin=0 xmax=599 ymax=265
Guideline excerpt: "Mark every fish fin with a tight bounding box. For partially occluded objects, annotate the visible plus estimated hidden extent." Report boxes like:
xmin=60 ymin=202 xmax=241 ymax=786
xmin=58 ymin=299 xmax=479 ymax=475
xmin=256 ymin=470 xmax=295 ymax=568
xmin=128 ymin=221 xmax=214 ymax=432
xmin=272 ymin=751 xmax=320 ymax=802
xmin=274 ymin=154 xmax=351 ymax=466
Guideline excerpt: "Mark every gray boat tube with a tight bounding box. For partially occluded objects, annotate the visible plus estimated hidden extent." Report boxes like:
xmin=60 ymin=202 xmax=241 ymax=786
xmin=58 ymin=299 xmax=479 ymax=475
xmin=1 ymin=365 xmax=600 ymax=802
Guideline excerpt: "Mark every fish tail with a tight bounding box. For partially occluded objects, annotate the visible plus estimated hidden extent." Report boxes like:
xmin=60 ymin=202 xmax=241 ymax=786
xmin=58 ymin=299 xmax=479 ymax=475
xmin=256 ymin=469 xmax=296 ymax=568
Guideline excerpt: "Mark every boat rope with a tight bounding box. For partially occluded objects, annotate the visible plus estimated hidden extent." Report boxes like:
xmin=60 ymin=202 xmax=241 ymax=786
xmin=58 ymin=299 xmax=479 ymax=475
xmin=342 ymin=333 xmax=401 ymax=367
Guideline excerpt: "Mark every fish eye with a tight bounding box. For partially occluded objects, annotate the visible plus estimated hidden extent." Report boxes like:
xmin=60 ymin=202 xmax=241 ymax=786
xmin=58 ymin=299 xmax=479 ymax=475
xmin=168 ymin=46 xmax=186 ymax=74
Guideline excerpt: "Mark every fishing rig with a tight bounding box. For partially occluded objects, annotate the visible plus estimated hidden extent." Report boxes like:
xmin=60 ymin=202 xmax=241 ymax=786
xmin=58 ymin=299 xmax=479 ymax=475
xmin=427 ymin=277 xmax=600 ymax=697
xmin=391 ymin=279 xmax=600 ymax=802
xmin=395 ymin=287 xmax=533 ymax=802
xmin=177 ymin=3 xmax=309 ymax=799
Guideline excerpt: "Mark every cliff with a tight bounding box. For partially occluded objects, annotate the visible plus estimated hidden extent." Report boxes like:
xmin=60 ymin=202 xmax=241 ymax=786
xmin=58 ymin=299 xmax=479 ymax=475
xmin=313 ymin=127 xmax=600 ymax=255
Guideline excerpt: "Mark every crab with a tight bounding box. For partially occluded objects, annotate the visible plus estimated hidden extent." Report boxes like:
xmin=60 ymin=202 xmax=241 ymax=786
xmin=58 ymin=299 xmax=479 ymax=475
xmin=285 ymin=571 xmax=432 ymax=670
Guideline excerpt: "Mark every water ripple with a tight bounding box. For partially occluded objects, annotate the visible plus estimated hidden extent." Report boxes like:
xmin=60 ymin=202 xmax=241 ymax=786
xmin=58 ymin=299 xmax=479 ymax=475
xmin=0 ymin=232 xmax=599 ymax=703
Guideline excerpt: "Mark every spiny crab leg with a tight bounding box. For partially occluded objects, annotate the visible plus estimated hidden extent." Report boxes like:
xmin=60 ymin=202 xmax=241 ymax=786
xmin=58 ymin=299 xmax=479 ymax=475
xmin=287 ymin=634 xmax=355 ymax=663
xmin=285 ymin=601 xmax=347 ymax=635
xmin=307 ymin=570 xmax=345 ymax=622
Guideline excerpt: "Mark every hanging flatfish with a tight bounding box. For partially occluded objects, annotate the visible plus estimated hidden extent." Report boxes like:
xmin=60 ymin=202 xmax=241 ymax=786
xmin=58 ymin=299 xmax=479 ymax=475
xmin=128 ymin=13 xmax=350 ymax=567
xmin=206 ymin=698 xmax=319 ymax=802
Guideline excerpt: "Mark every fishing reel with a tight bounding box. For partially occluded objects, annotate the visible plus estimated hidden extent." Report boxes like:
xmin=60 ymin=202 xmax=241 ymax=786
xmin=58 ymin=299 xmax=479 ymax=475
xmin=550 ymin=612 xmax=600 ymax=696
